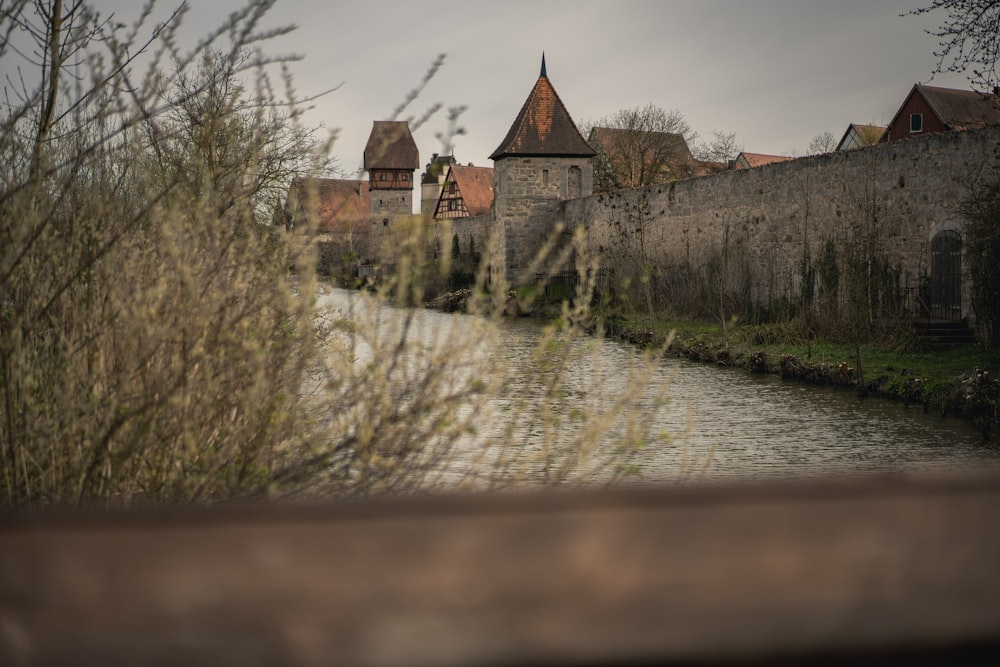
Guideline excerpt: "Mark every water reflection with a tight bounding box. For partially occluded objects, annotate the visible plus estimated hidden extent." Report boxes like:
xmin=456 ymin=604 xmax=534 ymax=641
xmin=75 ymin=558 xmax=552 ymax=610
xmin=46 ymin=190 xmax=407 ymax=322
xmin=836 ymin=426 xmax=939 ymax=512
xmin=320 ymin=288 xmax=1000 ymax=486
xmin=499 ymin=317 xmax=1000 ymax=483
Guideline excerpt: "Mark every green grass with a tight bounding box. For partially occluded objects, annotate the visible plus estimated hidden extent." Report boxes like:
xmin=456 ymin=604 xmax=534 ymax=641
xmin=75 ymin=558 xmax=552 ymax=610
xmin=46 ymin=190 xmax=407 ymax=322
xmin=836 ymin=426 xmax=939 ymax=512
xmin=602 ymin=312 xmax=1000 ymax=431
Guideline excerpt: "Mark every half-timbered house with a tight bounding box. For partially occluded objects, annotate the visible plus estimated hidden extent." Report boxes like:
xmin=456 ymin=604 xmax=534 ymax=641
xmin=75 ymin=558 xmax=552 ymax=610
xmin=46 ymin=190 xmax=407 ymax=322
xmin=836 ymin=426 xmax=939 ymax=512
xmin=434 ymin=164 xmax=494 ymax=219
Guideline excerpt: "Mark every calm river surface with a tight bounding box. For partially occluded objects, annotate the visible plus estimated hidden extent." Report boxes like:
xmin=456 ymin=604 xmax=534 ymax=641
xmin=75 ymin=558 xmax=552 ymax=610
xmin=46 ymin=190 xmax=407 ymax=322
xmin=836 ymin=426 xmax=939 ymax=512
xmin=320 ymin=288 xmax=1000 ymax=486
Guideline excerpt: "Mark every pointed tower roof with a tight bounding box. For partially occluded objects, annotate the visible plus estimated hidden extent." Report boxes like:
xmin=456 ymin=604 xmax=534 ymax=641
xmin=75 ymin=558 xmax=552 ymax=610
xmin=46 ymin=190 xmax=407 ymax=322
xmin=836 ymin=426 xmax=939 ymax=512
xmin=489 ymin=56 xmax=595 ymax=160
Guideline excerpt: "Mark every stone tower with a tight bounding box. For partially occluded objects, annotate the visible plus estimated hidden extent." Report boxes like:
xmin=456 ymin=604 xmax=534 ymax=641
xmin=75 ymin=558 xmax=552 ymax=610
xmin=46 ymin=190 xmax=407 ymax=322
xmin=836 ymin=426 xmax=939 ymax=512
xmin=489 ymin=55 xmax=595 ymax=287
xmin=364 ymin=120 xmax=419 ymax=226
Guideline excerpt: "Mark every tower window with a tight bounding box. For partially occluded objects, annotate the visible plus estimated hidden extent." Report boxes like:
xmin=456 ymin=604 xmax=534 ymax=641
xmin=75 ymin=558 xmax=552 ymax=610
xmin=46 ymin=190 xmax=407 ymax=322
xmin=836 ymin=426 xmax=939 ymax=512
xmin=910 ymin=113 xmax=923 ymax=133
xmin=542 ymin=169 xmax=549 ymax=186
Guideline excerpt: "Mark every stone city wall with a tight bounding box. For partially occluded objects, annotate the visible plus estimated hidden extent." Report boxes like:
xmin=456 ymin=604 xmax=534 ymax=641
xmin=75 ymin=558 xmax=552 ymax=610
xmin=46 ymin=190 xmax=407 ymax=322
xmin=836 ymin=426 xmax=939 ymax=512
xmin=559 ymin=124 xmax=1000 ymax=317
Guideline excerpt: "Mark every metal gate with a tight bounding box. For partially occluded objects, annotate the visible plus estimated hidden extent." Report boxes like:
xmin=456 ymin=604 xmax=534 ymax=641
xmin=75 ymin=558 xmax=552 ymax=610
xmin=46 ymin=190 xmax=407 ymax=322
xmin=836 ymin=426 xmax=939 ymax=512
xmin=930 ymin=230 xmax=962 ymax=320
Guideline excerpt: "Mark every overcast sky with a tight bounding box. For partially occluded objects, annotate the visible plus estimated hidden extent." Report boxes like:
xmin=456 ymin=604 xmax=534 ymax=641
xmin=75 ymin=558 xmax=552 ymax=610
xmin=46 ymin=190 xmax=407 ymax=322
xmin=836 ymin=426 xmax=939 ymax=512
xmin=53 ymin=1 xmax=982 ymax=176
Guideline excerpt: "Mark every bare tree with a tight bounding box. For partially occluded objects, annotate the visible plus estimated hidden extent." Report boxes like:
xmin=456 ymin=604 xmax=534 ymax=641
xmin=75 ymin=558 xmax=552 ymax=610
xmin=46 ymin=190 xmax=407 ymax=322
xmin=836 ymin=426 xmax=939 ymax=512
xmin=584 ymin=104 xmax=699 ymax=193
xmin=808 ymin=130 xmax=837 ymax=154
xmin=0 ymin=0 xmax=334 ymax=508
xmin=960 ymin=149 xmax=1000 ymax=349
xmin=693 ymin=130 xmax=740 ymax=166
xmin=147 ymin=48 xmax=333 ymax=225
xmin=908 ymin=0 xmax=1000 ymax=90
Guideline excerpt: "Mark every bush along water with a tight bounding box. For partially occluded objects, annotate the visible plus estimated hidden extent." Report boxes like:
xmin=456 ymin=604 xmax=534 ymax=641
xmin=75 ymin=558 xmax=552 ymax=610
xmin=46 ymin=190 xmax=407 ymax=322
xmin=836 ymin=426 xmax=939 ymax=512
xmin=599 ymin=315 xmax=1000 ymax=440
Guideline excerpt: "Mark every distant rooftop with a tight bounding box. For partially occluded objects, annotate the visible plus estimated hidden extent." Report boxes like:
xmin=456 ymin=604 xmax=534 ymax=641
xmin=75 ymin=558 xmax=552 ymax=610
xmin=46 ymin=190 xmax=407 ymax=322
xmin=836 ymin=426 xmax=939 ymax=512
xmin=364 ymin=121 xmax=419 ymax=170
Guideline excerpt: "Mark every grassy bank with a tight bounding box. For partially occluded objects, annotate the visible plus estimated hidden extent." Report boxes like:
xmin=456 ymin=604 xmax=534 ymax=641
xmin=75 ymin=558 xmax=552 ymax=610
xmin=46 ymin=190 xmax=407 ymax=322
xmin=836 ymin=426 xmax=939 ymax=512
xmin=601 ymin=314 xmax=1000 ymax=441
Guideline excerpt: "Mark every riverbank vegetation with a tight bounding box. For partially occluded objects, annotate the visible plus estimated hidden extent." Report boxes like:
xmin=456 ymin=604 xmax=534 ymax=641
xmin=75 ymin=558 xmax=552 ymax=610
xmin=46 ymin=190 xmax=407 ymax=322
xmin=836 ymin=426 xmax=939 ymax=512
xmin=598 ymin=312 xmax=1000 ymax=441
xmin=1 ymin=1 xmax=669 ymax=510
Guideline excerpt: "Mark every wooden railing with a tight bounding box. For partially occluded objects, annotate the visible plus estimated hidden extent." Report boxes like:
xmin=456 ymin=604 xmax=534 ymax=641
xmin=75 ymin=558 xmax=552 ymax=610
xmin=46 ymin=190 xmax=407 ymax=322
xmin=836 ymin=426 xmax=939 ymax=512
xmin=2 ymin=471 xmax=1000 ymax=665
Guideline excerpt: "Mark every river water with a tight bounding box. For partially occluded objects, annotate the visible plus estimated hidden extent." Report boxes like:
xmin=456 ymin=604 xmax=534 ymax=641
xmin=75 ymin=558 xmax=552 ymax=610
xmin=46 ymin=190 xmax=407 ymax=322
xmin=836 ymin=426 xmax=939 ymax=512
xmin=318 ymin=288 xmax=1000 ymax=488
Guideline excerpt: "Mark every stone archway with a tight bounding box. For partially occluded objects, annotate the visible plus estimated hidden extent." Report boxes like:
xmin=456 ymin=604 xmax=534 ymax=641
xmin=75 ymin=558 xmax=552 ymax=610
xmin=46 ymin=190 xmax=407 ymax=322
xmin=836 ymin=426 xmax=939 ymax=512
xmin=930 ymin=229 xmax=962 ymax=320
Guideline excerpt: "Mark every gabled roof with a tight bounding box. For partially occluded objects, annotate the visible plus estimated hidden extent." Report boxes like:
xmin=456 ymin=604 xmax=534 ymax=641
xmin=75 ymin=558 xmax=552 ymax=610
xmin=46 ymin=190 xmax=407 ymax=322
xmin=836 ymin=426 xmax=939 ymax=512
xmin=364 ymin=120 xmax=419 ymax=170
xmin=588 ymin=127 xmax=692 ymax=162
xmin=285 ymin=178 xmax=370 ymax=233
xmin=447 ymin=165 xmax=494 ymax=216
xmin=888 ymin=84 xmax=1000 ymax=133
xmin=836 ymin=123 xmax=887 ymax=151
xmin=489 ymin=56 xmax=595 ymax=160
xmin=735 ymin=152 xmax=794 ymax=169
xmin=588 ymin=126 xmax=694 ymax=187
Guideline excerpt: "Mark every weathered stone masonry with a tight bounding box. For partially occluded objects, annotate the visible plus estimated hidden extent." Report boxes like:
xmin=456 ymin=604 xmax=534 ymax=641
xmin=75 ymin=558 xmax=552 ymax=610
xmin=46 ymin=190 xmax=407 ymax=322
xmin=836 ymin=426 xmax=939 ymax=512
xmin=493 ymin=156 xmax=593 ymax=285
xmin=557 ymin=124 xmax=1000 ymax=319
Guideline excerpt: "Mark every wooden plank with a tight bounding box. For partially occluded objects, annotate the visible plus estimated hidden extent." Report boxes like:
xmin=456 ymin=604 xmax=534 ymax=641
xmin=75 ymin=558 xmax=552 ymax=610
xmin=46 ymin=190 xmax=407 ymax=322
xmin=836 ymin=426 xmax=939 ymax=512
xmin=2 ymin=472 xmax=1000 ymax=666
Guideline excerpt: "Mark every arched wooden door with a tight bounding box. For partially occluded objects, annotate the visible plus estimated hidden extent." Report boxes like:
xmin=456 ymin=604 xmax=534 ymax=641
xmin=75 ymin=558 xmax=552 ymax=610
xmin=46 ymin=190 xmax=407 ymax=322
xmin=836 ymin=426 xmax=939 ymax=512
xmin=930 ymin=230 xmax=962 ymax=320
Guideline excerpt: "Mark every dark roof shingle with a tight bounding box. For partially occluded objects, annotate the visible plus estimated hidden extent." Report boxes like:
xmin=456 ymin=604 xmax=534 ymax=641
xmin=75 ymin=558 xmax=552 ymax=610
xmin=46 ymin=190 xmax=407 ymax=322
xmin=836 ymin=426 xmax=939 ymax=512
xmin=490 ymin=61 xmax=595 ymax=160
xmin=917 ymin=84 xmax=1000 ymax=131
xmin=364 ymin=121 xmax=419 ymax=170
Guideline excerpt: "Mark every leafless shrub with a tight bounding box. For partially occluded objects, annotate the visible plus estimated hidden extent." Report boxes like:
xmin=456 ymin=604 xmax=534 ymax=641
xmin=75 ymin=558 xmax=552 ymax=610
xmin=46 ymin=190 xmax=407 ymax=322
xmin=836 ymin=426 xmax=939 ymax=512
xmin=1 ymin=2 xmax=674 ymax=509
xmin=1 ymin=0 xmax=329 ymax=508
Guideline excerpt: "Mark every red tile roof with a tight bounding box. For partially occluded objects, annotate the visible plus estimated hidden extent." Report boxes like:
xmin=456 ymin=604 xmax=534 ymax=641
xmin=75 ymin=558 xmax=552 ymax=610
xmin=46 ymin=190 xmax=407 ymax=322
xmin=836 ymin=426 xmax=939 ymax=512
xmin=735 ymin=152 xmax=794 ymax=169
xmin=588 ymin=127 xmax=692 ymax=161
xmin=364 ymin=121 xmax=419 ymax=170
xmin=448 ymin=165 xmax=494 ymax=216
xmin=285 ymin=178 xmax=370 ymax=233
xmin=588 ymin=126 xmax=693 ymax=186
xmin=490 ymin=59 xmax=595 ymax=160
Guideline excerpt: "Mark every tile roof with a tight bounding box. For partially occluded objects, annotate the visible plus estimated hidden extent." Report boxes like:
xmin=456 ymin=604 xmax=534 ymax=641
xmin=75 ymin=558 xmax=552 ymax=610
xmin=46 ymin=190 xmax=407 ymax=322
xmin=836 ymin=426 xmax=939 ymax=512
xmin=364 ymin=121 xmax=419 ymax=170
xmin=691 ymin=160 xmax=728 ymax=176
xmin=448 ymin=165 xmax=494 ymax=216
xmin=915 ymin=84 xmax=1000 ymax=131
xmin=588 ymin=127 xmax=692 ymax=162
xmin=735 ymin=152 xmax=794 ymax=169
xmin=588 ymin=126 xmax=694 ymax=186
xmin=285 ymin=178 xmax=370 ymax=233
xmin=490 ymin=58 xmax=595 ymax=160
xmin=836 ymin=123 xmax=887 ymax=150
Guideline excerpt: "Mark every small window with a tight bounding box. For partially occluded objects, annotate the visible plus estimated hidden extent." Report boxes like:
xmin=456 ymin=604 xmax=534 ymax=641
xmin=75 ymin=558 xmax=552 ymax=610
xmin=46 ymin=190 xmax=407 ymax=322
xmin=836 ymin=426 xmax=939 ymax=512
xmin=449 ymin=181 xmax=457 ymax=193
xmin=910 ymin=113 xmax=923 ymax=133
xmin=401 ymin=173 xmax=409 ymax=182
xmin=542 ymin=169 xmax=549 ymax=186
xmin=379 ymin=173 xmax=387 ymax=181
xmin=383 ymin=218 xmax=389 ymax=227
xmin=448 ymin=200 xmax=457 ymax=211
